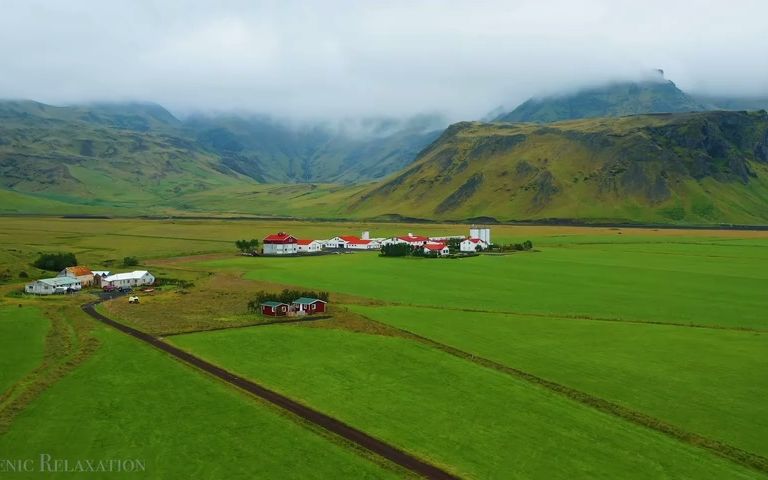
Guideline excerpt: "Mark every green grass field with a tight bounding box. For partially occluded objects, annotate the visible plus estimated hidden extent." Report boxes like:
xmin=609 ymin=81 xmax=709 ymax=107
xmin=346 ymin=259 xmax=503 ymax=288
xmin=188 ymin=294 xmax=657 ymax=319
xmin=169 ymin=324 xmax=762 ymax=479
xmin=0 ymin=306 xmax=49 ymax=394
xmin=349 ymin=305 xmax=768 ymax=457
xmin=198 ymin=237 xmax=768 ymax=329
xmin=2 ymin=218 xmax=767 ymax=478
xmin=0 ymin=321 xmax=401 ymax=479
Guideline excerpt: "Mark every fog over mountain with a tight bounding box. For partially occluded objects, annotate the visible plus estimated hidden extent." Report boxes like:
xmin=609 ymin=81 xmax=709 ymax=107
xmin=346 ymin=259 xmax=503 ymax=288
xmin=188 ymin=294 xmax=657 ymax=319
xmin=0 ymin=0 xmax=766 ymax=122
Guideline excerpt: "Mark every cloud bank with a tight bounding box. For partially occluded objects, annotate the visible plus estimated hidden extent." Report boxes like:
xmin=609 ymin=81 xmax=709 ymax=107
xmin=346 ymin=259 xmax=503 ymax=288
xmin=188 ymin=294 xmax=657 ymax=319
xmin=1 ymin=0 xmax=766 ymax=120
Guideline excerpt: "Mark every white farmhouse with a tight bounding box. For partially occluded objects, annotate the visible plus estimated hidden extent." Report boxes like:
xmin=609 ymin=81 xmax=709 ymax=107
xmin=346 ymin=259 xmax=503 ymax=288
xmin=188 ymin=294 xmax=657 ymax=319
xmin=460 ymin=238 xmax=488 ymax=252
xmin=423 ymin=243 xmax=450 ymax=256
xmin=102 ymin=270 xmax=155 ymax=288
xmin=297 ymin=239 xmax=322 ymax=253
xmin=25 ymin=277 xmax=82 ymax=295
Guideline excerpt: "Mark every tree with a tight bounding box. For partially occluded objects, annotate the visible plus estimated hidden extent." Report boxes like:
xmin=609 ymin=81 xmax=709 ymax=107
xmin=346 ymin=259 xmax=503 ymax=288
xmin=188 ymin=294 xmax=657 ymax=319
xmin=235 ymin=239 xmax=260 ymax=253
xmin=380 ymin=243 xmax=416 ymax=257
xmin=447 ymin=238 xmax=462 ymax=252
xmin=122 ymin=256 xmax=139 ymax=267
xmin=523 ymin=240 xmax=533 ymax=250
xmin=32 ymin=252 xmax=78 ymax=272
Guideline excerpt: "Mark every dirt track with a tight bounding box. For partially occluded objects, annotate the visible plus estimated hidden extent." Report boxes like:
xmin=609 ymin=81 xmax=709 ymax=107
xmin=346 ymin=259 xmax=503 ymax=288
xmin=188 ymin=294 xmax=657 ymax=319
xmin=81 ymin=302 xmax=459 ymax=480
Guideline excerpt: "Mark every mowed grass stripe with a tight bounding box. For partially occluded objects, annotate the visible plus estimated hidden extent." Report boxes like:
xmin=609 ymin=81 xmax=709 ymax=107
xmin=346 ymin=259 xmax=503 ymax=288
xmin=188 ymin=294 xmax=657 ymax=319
xmin=0 ymin=306 xmax=50 ymax=394
xmin=349 ymin=305 xmax=768 ymax=472
xmin=170 ymin=325 xmax=764 ymax=479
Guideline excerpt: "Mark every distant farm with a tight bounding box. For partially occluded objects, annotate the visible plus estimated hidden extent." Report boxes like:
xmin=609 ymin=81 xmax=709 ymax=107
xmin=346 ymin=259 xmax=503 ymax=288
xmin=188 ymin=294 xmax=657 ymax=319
xmin=1 ymin=216 xmax=766 ymax=479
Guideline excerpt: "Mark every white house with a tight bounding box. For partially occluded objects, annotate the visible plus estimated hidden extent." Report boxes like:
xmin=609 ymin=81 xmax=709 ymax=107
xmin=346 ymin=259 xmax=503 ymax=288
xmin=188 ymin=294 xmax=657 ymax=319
xmin=460 ymin=238 xmax=488 ymax=252
xmin=424 ymin=243 xmax=450 ymax=256
xmin=297 ymin=239 xmax=322 ymax=253
xmin=25 ymin=277 xmax=82 ymax=295
xmin=324 ymin=236 xmax=349 ymax=249
xmin=102 ymin=270 xmax=155 ymax=288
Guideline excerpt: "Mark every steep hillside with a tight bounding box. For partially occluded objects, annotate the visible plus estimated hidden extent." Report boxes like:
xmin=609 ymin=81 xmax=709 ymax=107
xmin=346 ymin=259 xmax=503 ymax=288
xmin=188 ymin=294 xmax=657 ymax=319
xmin=0 ymin=100 xmax=443 ymax=199
xmin=185 ymin=114 xmax=443 ymax=183
xmin=348 ymin=111 xmax=768 ymax=224
xmin=495 ymin=74 xmax=705 ymax=123
xmin=0 ymin=101 xmax=248 ymax=211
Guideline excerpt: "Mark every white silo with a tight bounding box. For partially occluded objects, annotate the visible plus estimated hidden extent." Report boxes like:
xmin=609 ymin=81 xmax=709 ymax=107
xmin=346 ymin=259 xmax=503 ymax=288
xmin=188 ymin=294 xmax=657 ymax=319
xmin=362 ymin=231 xmax=370 ymax=240
xmin=470 ymin=225 xmax=491 ymax=245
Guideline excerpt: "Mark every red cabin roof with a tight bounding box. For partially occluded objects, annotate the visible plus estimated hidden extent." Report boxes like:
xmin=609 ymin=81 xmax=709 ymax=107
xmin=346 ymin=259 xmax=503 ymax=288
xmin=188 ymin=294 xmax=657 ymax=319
xmin=296 ymin=239 xmax=316 ymax=245
xmin=264 ymin=232 xmax=297 ymax=244
xmin=424 ymin=243 xmax=447 ymax=251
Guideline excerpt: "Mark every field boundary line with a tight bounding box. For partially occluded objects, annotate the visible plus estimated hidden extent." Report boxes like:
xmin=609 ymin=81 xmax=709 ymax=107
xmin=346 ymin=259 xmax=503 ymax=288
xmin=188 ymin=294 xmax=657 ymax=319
xmin=81 ymin=302 xmax=460 ymax=480
xmin=380 ymin=302 xmax=767 ymax=333
xmin=160 ymin=315 xmax=333 ymax=338
xmin=352 ymin=312 xmax=768 ymax=475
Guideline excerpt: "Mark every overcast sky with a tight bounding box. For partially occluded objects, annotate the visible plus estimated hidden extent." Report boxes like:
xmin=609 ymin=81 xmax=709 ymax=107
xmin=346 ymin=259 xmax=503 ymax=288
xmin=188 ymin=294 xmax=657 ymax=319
xmin=1 ymin=0 xmax=766 ymax=121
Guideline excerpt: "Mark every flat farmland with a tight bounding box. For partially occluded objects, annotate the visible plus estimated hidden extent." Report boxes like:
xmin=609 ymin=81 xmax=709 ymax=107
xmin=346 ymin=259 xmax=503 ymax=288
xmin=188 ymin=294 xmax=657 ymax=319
xmin=169 ymin=324 xmax=762 ymax=479
xmin=196 ymin=237 xmax=768 ymax=329
xmin=0 ymin=316 xmax=402 ymax=479
xmin=0 ymin=306 xmax=49 ymax=394
xmin=2 ymin=217 xmax=767 ymax=478
xmin=349 ymin=305 xmax=768 ymax=457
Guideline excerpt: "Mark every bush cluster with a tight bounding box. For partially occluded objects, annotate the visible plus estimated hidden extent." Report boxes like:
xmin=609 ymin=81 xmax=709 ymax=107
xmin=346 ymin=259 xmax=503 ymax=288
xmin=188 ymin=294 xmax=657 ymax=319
xmin=32 ymin=252 xmax=78 ymax=272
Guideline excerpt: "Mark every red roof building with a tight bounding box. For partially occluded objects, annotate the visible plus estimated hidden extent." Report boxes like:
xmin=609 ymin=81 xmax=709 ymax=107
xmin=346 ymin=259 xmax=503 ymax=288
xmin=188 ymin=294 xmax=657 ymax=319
xmin=423 ymin=243 xmax=450 ymax=256
xmin=263 ymin=232 xmax=299 ymax=255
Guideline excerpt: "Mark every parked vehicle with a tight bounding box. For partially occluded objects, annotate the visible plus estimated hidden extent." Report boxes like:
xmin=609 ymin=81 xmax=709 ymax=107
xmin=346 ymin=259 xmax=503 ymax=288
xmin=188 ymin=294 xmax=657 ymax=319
xmin=103 ymin=285 xmax=117 ymax=292
xmin=118 ymin=286 xmax=133 ymax=293
xmin=128 ymin=296 xmax=140 ymax=304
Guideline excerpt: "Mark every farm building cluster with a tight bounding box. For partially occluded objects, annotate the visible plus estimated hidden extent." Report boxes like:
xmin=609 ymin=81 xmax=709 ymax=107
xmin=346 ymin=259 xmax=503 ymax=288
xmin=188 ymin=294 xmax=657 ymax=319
xmin=261 ymin=226 xmax=491 ymax=257
xmin=24 ymin=266 xmax=155 ymax=295
xmin=260 ymin=297 xmax=328 ymax=317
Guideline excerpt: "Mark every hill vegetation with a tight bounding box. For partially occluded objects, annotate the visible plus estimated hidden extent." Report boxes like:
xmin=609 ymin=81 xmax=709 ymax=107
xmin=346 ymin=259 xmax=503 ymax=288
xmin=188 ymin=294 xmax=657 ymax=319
xmin=348 ymin=110 xmax=768 ymax=224
xmin=494 ymin=73 xmax=705 ymax=123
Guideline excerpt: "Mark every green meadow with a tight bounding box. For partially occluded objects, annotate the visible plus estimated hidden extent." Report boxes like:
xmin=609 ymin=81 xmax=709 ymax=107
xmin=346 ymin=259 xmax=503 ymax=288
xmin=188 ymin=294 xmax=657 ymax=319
xmin=0 ymin=306 xmax=49 ymax=394
xmin=0 ymin=320 xmax=401 ymax=479
xmin=349 ymin=305 xmax=768 ymax=457
xmin=198 ymin=237 xmax=768 ymax=329
xmin=2 ymin=217 xmax=767 ymax=478
xmin=170 ymin=324 xmax=762 ymax=480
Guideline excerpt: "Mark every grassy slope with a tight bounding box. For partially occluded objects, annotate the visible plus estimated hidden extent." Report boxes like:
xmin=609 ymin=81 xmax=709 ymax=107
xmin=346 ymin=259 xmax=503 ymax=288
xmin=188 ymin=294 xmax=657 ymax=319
xmin=347 ymin=112 xmax=768 ymax=224
xmin=350 ymin=305 xmax=768 ymax=457
xmin=170 ymin=325 xmax=762 ymax=479
xmin=0 ymin=323 xmax=399 ymax=479
xmin=198 ymin=239 xmax=768 ymax=329
xmin=0 ymin=306 xmax=49 ymax=393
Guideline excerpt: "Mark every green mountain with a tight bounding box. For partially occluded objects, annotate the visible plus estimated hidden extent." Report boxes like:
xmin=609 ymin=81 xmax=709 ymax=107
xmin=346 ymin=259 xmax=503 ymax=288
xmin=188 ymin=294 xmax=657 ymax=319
xmin=0 ymin=100 xmax=443 ymax=211
xmin=691 ymin=95 xmax=768 ymax=112
xmin=495 ymin=74 xmax=705 ymax=123
xmin=347 ymin=111 xmax=768 ymax=224
xmin=0 ymin=100 xmax=246 ymax=212
xmin=185 ymin=114 xmax=443 ymax=183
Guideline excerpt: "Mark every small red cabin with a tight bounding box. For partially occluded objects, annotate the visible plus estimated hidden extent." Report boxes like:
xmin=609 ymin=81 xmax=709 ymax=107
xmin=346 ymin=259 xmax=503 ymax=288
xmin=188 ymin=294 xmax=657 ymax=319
xmin=291 ymin=297 xmax=327 ymax=314
xmin=261 ymin=301 xmax=289 ymax=316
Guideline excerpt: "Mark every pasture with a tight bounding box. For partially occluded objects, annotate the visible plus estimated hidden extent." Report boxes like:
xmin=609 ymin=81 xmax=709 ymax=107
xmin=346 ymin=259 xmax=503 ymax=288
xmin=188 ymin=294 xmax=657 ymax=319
xmin=349 ymin=305 xmax=768 ymax=457
xmin=1 ymin=217 xmax=767 ymax=478
xmin=0 ymin=306 xmax=49 ymax=394
xmin=170 ymin=324 xmax=760 ymax=480
xmin=197 ymin=237 xmax=768 ymax=329
xmin=0 ymin=317 xmax=401 ymax=479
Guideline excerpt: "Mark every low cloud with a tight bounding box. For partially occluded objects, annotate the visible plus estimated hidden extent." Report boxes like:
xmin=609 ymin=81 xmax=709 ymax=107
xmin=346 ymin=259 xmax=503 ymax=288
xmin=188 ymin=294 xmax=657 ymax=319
xmin=0 ymin=0 xmax=766 ymax=121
